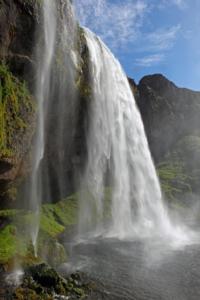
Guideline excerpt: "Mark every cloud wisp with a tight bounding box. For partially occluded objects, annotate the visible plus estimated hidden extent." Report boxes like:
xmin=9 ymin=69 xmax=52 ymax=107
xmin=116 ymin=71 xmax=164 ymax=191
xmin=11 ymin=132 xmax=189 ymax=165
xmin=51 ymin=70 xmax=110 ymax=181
xmin=135 ymin=54 xmax=165 ymax=67
xmin=161 ymin=0 xmax=186 ymax=9
xmin=135 ymin=24 xmax=181 ymax=67
xmin=74 ymin=0 xmax=148 ymax=49
xmin=74 ymin=0 xmax=183 ymax=68
xmin=143 ymin=25 xmax=181 ymax=52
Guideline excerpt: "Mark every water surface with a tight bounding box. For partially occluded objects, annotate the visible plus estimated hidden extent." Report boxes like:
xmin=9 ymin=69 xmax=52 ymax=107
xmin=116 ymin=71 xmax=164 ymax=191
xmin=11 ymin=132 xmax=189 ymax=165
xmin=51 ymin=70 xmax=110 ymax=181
xmin=65 ymin=238 xmax=200 ymax=300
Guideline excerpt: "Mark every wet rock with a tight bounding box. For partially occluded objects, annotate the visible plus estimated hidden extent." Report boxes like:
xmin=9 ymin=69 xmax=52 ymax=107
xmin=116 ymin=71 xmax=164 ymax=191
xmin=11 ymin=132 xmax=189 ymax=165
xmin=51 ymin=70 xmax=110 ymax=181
xmin=0 ymin=64 xmax=35 ymax=207
xmin=12 ymin=263 xmax=94 ymax=299
xmin=0 ymin=0 xmax=38 ymax=206
xmin=0 ymin=0 xmax=40 ymax=83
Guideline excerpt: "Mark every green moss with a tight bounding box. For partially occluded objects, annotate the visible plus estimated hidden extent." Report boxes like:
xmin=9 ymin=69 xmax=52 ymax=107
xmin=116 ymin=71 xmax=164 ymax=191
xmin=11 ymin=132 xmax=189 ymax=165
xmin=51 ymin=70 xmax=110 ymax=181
xmin=0 ymin=225 xmax=16 ymax=263
xmin=0 ymin=193 xmax=79 ymax=265
xmin=40 ymin=194 xmax=79 ymax=237
xmin=0 ymin=189 xmax=112 ymax=266
xmin=14 ymin=287 xmax=41 ymax=300
xmin=76 ymin=26 xmax=92 ymax=98
xmin=40 ymin=206 xmax=65 ymax=237
xmin=157 ymin=161 xmax=192 ymax=201
xmin=0 ymin=209 xmax=18 ymax=217
xmin=73 ymin=287 xmax=86 ymax=298
xmin=0 ymin=212 xmax=35 ymax=264
xmin=14 ymin=263 xmax=91 ymax=299
xmin=0 ymin=63 xmax=35 ymax=158
xmin=156 ymin=135 xmax=200 ymax=202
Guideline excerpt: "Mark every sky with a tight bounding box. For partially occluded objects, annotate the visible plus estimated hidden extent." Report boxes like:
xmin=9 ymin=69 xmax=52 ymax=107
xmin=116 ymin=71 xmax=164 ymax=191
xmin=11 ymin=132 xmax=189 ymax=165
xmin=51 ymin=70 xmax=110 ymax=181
xmin=74 ymin=0 xmax=200 ymax=91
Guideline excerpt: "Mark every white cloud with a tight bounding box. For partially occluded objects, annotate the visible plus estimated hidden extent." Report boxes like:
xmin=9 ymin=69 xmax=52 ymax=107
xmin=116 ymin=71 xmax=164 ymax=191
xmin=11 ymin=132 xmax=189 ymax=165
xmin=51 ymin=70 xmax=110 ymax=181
xmin=135 ymin=54 xmax=165 ymax=67
xmin=74 ymin=1 xmax=182 ymax=69
xmin=74 ymin=1 xmax=181 ymax=53
xmin=142 ymin=25 xmax=181 ymax=52
xmin=133 ymin=25 xmax=180 ymax=66
xmin=161 ymin=0 xmax=186 ymax=9
xmin=173 ymin=0 xmax=184 ymax=6
xmin=74 ymin=0 xmax=148 ymax=48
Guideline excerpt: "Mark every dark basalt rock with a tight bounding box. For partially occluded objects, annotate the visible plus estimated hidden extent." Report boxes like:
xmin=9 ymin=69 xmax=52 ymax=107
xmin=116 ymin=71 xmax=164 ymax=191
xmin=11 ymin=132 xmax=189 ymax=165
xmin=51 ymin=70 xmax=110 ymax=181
xmin=135 ymin=74 xmax=200 ymax=162
xmin=0 ymin=0 xmax=38 ymax=206
xmin=12 ymin=263 xmax=94 ymax=299
xmin=128 ymin=75 xmax=200 ymax=201
xmin=0 ymin=0 xmax=40 ymax=84
xmin=27 ymin=263 xmax=67 ymax=289
xmin=41 ymin=26 xmax=91 ymax=203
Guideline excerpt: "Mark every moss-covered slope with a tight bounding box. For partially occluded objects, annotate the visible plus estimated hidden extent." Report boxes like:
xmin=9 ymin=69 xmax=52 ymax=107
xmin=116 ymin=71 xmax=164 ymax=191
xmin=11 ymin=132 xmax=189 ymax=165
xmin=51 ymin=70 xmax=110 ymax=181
xmin=0 ymin=193 xmax=79 ymax=266
xmin=0 ymin=64 xmax=35 ymax=206
xmin=157 ymin=135 xmax=200 ymax=203
xmin=0 ymin=64 xmax=35 ymax=158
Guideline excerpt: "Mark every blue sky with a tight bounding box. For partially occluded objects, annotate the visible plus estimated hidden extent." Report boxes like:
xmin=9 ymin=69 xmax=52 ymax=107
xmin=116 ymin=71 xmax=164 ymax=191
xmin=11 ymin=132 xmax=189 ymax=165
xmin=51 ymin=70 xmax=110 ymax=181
xmin=74 ymin=0 xmax=200 ymax=91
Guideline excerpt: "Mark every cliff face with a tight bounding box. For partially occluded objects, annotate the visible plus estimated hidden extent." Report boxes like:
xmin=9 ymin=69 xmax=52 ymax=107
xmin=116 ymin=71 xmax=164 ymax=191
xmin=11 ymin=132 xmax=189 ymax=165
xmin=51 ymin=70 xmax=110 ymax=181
xmin=0 ymin=0 xmax=91 ymax=206
xmin=0 ymin=1 xmax=92 ymax=273
xmin=0 ymin=0 xmax=40 ymax=82
xmin=0 ymin=0 xmax=38 ymax=206
xmin=136 ymin=74 xmax=200 ymax=162
xmin=0 ymin=1 xmax=200 ymax=290
xmin=130 ymin=74 xmax=200 ymax=203
xmin=1 ymin=1 xmax=200 ymax=208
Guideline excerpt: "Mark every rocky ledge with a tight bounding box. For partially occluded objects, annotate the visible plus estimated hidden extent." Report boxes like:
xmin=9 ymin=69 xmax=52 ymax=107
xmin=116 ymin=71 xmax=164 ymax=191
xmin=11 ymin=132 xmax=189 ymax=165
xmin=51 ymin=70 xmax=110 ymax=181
xmin=1 ymin=263 xmax=96 ymax=299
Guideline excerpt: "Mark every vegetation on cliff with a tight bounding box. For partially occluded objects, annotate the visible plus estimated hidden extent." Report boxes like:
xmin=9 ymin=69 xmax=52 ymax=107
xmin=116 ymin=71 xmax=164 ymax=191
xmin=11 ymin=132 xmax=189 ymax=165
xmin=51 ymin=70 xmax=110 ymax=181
xmin=0 ymin=1 xmax=200 ymax=299
xmin=0 ymin=64 xmax=35 ymax=158
xmin=157 ymin=135 xmax=200 ymax=203
xmin=128 ymin=74 xmax=200 ymax=204
xmin=0 ymin=193 xmax=79 ymax=266
xmin=0 ymin=188 xmax=113 ymax=267
xmin=136 ymin=74 xmax=200 ymax=163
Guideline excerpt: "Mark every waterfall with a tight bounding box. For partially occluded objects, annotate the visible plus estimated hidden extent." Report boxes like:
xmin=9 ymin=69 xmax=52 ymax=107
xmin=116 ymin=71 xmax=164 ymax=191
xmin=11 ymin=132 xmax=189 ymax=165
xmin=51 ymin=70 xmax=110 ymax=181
xmin=29 ymin=0 xmax=57 ymax=254
xmin=28 ymin=0 xmax=193 ymax=252
xmin=28 ymin=0 xmax=78 ymax=254
xmin=78 ymin=29 xmax=192 ymax=243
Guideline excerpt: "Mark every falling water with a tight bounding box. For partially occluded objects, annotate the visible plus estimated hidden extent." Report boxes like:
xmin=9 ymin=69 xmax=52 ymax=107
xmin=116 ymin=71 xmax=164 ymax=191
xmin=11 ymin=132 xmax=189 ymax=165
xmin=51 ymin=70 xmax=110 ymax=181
xmin=29 ymin=0 xmax=57 ymax=254
xmin=79 ymin=29 xmax=193 ymax=244
xmin=28 ymin=0 xmax=194 ymax=253
xmin=29 ymin=0 xmax=78 ymax=254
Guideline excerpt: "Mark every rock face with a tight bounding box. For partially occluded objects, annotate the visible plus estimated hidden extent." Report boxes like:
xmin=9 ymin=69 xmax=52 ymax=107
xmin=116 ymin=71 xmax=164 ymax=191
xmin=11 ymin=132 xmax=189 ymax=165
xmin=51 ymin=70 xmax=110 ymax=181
xmin=0 ymin=0 xmax=89 ymax=205
xmin=136 ymin=74 xmax=200 ymax=162
xmin=0 ymin=2 xmax=200 ymax=296
xmin=129 ymin=74 xmax=200 ymax=202
xmin=0 ymin=0 xmax=39 ymax=82
xmin=12 ymin=263 xmax=93 ymax=299
xmin=0 ymin=1 xmax=200 ymax=207
xmin=41 ymin=25 xmax=90 ymax=203
xmin=157 ymin=135 xmax=200 ymax=202
xmin=0 ymin=0 xmax=38 ymax=206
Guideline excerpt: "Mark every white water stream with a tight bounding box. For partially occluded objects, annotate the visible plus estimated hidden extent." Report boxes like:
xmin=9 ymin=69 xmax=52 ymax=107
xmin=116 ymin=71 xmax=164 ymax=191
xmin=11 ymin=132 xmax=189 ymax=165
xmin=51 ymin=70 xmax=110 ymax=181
xmin=30 ymin=0 xmax=57 ymax=254
xmin=29 ymin=0 xmax=195 ymax=254
xmin=29 ymin=0 xmax=78 ymax=255
xmin=78 ymin=29 xmax=194 ymax=246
